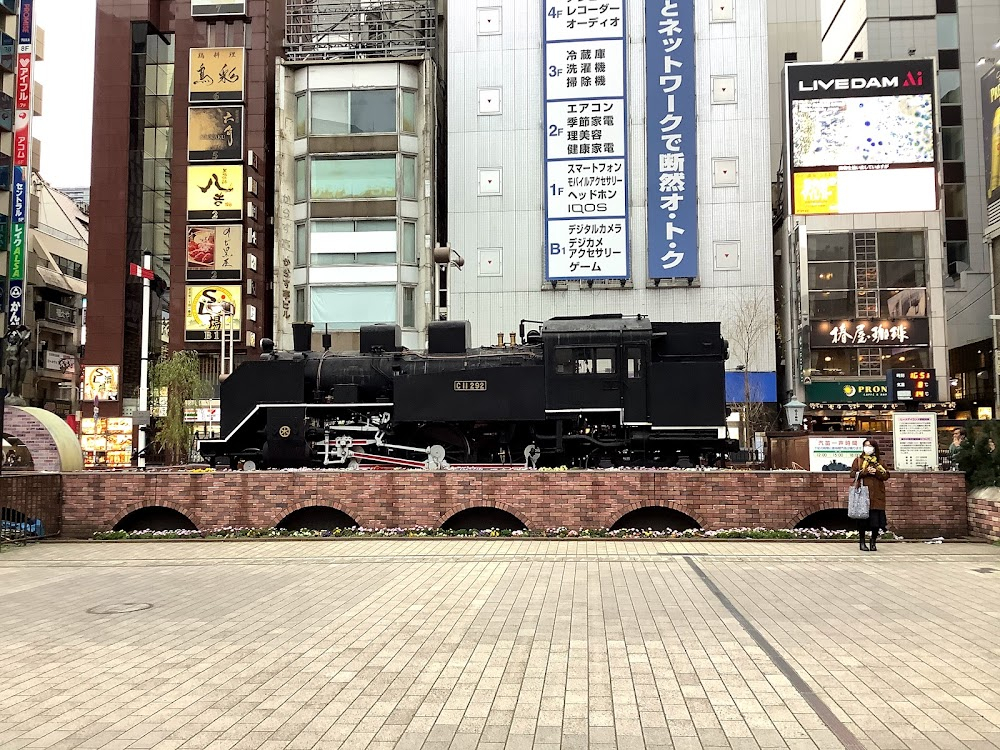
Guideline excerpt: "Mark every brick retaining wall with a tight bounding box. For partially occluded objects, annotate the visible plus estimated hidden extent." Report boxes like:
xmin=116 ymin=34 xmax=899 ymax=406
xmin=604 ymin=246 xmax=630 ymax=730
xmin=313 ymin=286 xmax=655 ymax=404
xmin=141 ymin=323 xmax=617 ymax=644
xmin=59 ymin=469 xmax=968 ymax=539
xmin=969 ymin=487 xmax=1000 ymax=542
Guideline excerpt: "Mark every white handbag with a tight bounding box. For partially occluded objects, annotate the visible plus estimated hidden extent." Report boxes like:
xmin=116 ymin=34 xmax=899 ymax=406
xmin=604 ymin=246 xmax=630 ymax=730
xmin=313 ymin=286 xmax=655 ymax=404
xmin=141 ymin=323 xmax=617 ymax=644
xmin=847 ymin=475 xmax=870 ymax=520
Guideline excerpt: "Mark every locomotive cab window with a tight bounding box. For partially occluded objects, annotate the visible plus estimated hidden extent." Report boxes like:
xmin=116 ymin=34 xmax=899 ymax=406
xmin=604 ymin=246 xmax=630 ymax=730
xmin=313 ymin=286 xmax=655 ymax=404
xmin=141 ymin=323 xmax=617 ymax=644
xmin=626 ymin=348 xmax=642 ymax=379
xmin=555 ymin=347 xmax=617 ymax=375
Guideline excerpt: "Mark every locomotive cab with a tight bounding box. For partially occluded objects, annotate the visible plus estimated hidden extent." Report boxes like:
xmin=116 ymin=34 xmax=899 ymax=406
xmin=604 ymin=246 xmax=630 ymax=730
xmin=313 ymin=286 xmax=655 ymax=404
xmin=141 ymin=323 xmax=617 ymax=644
xmin=543 ymin=315 xmax=652 ymax=426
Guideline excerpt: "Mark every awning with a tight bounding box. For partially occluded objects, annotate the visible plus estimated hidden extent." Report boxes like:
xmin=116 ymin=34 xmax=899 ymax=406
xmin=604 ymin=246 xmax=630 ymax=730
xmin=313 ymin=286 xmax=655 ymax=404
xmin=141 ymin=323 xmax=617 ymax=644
xmin=35 ymin=265 xmax=87 ymax=296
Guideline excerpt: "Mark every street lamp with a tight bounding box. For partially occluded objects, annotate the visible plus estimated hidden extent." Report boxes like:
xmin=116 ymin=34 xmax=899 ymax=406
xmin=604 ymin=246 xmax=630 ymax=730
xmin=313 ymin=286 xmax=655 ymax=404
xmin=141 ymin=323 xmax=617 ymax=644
xmin=783 ymin=398 xmax=807 ymax=430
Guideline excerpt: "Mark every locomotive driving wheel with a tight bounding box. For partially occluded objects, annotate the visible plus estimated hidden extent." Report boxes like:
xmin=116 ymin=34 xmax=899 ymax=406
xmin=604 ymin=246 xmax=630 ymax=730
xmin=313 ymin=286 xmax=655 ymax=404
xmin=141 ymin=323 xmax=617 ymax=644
xmin=413 ymin=424 xmax=472 ymax=463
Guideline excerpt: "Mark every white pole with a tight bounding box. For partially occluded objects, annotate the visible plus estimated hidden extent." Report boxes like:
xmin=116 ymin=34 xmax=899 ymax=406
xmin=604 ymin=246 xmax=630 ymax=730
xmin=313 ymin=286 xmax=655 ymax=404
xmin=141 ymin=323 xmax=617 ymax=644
xmin=229 ymin=310 xmax=235 ymax=374
xmin=137 ymin=251 xmax=152 ymax=469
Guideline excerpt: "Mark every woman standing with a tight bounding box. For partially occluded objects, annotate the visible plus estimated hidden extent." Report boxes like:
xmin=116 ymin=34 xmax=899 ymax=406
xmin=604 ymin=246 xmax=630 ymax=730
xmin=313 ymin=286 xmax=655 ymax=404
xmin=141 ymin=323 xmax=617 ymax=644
xmin=850 ymin=438 xmax=890 ymax=551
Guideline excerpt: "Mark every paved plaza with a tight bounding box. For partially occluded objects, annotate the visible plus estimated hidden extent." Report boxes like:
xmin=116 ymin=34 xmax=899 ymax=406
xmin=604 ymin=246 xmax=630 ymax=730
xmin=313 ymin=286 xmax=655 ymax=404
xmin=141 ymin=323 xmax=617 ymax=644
xmin=2 ymin=540 xmax=1000 ymax=750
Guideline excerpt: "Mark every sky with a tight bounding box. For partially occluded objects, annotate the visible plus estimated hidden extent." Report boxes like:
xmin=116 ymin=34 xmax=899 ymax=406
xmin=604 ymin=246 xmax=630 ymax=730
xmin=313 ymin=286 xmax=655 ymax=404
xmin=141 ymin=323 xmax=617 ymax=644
xmin=32 ymin=0 xmax=97 ymax=189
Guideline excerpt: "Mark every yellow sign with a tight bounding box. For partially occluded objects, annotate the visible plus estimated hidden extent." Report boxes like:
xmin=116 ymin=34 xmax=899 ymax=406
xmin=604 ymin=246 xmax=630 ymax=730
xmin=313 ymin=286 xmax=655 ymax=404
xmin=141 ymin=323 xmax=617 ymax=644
xmin=83 ymin=366 xmax=120 ymax=402
xmin=185 ymin=284 xmax=243 ymax=342
xmin=189 ymin=47 xmax=245 ymax=104
xmin=793 ymin=171 xmax=838 ymax=215
xmin=187 ymin=165 xmax=244 ymax=221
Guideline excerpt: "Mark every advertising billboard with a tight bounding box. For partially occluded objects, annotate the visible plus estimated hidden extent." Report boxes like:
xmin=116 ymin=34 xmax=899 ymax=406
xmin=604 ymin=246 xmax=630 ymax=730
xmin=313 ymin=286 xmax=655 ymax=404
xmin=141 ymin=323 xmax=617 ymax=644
xmin=187 ymin=165 xmax=244 ymax=221
xmin=542 ymin=0 xmax=630 ymax=281
xmin=786 ymin=59 xmax=938 ymax=216
xmin=185 ymin=284 xmax=243 ymax=342
xmin=186 ymin=225 xmax=243 ymax=281
xmin=189 ymin=47 xmax=245 ymax=104
xmin=192 ymin=0 xmax=247 ymax=16
xmin=188 ymin=105 xmax=244 ymax=162
xmin=982 ymin=62 xmax=1000 ymax=229
xmin=809 ymin=318 xmax=930 ymax=348
xmin=83 ymin=366 xmax=120 ymax=402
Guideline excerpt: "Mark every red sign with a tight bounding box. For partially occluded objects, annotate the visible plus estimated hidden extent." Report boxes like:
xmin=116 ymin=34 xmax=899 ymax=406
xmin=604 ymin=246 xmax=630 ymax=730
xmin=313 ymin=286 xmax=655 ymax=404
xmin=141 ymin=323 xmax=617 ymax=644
xmin=129 ymin=263 xmax=154 ymax=280
xmin=13 ymin=110 xmax=29 ymax=167
xmin=15 ymin=52 xmax=31 ymax=110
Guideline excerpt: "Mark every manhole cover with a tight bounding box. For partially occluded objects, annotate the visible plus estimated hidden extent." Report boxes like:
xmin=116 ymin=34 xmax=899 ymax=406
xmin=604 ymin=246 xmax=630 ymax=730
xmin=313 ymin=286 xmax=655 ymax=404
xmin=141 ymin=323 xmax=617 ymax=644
xmin=973 ymin=568 xmax=998 ymax=574
xmin=87 ymin=603 xmax=154 ymax=615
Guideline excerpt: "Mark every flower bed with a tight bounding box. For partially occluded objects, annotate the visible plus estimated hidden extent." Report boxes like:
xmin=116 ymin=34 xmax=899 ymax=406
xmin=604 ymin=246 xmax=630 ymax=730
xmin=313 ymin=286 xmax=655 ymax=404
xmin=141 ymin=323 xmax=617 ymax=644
xmin=91 ymin=526 xmax=900 ymax=541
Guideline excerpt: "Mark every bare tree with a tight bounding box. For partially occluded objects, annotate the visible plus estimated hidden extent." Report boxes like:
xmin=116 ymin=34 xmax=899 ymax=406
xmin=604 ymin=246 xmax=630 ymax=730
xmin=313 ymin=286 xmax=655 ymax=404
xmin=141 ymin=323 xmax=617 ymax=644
xmin=724 ymin=292 xmax=774 ymax=449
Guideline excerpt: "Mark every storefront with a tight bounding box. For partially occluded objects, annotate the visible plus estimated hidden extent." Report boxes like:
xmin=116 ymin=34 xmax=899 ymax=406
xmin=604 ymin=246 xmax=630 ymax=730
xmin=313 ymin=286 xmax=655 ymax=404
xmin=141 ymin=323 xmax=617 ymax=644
xmin=80 ymin=417 xmax=134 ymax=468
xmin=805 ymin=380 xmax=954 ymax=433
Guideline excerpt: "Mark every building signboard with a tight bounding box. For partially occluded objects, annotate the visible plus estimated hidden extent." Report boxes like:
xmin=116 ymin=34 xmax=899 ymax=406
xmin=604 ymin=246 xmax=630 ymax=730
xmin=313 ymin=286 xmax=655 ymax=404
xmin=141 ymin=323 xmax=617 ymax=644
xmin=45 ymin=301 xmax=76 ymax=325
xmin=191 ymin=0 xmax=247 ymax=16
xmin=11 ymin=165 xmax=26 ymax=225
xmin=982 ymin=62 xmax=1000 ymax=231
xmin=185 ymin=284 xmax=243 ymax=342
xmin=892 ymin=412 xmax=938 ymax=471
xmin=805 ymin=380 xmax=889 ymax=404
xmin=808 ymin=436 xmax=865 ymax=472
xmin=542 ymin=0 xmax=629 ymax=281
xmin=786 ymin=59 xmax=938 ymax=216
xmin=188 ymin=105 xmax=244 ymax=162
xmin=887 ymin=368 xmax=937 ymax=402
xmin=15 ymin=51 xmax=30 ymax=109
xmin=83 ymin=365 xmax=120 ymax=402
xmin=13 ymin=109 xmax=29 ymax=166
xmin=186 ymin=225 xmax=243 ymax=281
xmin=645 ymin=0 xmax=697 ymax=279
xmin=189 ymin=47 xmax=245 ymax=104
xmin=810 ymin=318 xmax=930 ymax=348
xmin=187 ymin=165 xmax=244 ymax=221
xmin=43 ymin=350 xmax=76 ymax=373
xmin=6 ymin=0 xmax=33 ymax=334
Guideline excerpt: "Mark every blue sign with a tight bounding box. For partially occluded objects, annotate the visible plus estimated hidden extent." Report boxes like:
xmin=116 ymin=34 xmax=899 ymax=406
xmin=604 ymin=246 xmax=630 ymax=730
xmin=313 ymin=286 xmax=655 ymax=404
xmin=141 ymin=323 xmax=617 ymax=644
xmin=7 ymin=279 xmax=24 ymax=327
xmin=646 ymin=0 xmax=697 ymax=279
xmin=18 ymin=0 xmax=33 ymax=48
xmin=543 ymin=0 xmax=630 ymax=281
xmin=11 ymin=166 xmax=26 ymax=225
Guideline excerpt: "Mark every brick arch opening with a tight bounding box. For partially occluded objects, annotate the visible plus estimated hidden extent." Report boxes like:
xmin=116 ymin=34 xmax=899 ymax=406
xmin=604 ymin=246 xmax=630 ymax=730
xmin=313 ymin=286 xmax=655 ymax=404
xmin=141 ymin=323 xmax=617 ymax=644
xmin=114 ymin=506 xmax=199 ymax=532
xmin=278 ymin=505 xmax=359 ymax=531
xmin=2 ymin=406 xmax=84 ymax=472
xmin=786 ymin=500 xmax=847 ymax=531
xmin=441 ymin=507 xmax=527 ymax=531
xmin=796 ymin=508 xmax=855 ymax=531
xmin=611 ymin=506 xmax=701 ymax=532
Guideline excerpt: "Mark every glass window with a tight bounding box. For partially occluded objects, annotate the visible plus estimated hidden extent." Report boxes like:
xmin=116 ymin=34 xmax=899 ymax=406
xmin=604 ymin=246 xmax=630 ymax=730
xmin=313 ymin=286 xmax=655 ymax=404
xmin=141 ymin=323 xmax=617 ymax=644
xmin=295 ymin=158 xmax=306 ymax=202
xmin=595 ymin=348 xmax=616 ymax=374
xmin=295 ymin=94 xmax=307 ymax=138
xmin=294 ymin=287 xmax=307 ymax=322
xmin=311 ymin=286 xmax=397 ymax=328
xmin=941 ymin=126 xmax=964 ymax=161
xmin=310 ymin=220 xmax=397 ymax=265
xmin=295 ymin=223 xmax=308 ymax=267
xmin=944 ymin=184 xmax=967 ymax=218
xmin=403 ymin=287 xmax=415 ymax=328
xmin=808 ymin=262 xmax=853 ymax=289
xmin=350 ymin=89 xmax=396 ymax=133
xmin=936 ymin=14 xmax=959 ymax=48
xmin=807 ymin=234 xmax=851 ymax=261
xmin=310 ymin=91 xmax=349 ymax=134
xmin=311 ymin=252 xmax=397 ymax=266
xmin=402 ymin=222 xmax=416 ymax=264
xmin=877 ymin=232 xmax=924 ymax=260
xmin=878 ymin=260 xmax=926 ymax=288
xmin=555 ymin=347 xmax=616 ymax=374
xmin=626 ymin=348 xmax=642 ymax=379
xmin=401 ymin=90 xmax=417 ymax=133
xmin=311 ymin=157 xmax=396 ymax=199
xmin=939 ymin=70 xmax=961 ymax=104
xmin=809 ymin=291 xmax=855 ymax=319
xmin=402 ymin=156 xmax=417 ymax=199
xmin=811 ymin=349 xmax=859 ymax=377
xmin=880 ymin=288 xmax=927 ymax=318
xmin=884 ymin=348 xmax=930 ymax=369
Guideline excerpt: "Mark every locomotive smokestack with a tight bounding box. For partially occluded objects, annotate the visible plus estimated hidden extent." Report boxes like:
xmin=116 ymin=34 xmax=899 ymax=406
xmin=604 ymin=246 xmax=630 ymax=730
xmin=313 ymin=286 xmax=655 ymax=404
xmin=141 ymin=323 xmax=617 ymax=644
xmin=496 ymin=333 xmax=504 ymax=347
xmin=292 ymin=322 xmax=314 ymax=352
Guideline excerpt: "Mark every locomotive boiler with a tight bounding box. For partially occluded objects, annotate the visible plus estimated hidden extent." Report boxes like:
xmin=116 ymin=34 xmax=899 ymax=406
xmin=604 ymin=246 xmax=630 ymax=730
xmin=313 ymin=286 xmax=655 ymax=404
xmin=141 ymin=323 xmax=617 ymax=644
xmin=198 ymin=314 xmax=737 ymax=470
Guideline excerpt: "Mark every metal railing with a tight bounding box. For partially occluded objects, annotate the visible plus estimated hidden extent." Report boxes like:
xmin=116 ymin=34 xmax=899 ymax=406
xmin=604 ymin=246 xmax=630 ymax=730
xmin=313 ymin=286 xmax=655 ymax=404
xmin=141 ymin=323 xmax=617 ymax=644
xmin=285 ymin=0 xmax=437 ymax=62
xmin=0 ymin=473 xmax=63 ymax=548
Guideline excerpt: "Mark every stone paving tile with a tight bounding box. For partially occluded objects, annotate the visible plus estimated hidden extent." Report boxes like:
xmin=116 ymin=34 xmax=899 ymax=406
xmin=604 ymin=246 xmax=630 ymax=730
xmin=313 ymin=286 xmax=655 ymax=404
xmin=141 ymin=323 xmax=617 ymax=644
xmin=0 ymin=540 xmax=999 ymax=749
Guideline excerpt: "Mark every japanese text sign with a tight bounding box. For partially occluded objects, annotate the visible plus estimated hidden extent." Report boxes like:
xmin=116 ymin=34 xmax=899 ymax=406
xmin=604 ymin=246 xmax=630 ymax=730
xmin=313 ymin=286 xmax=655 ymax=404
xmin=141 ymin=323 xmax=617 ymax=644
xmin=810 ymin=318 xmax=930 ymax=348
xmin=189 ymin=47 xmax=245 ymax=104
xmin=186 ymin=225 xmax=243 ymax=281
xmin=187 ymin=165 xmax=244 ymax=221
xmin=185 ymin=285 xmax=243 ymax=342
xmin=188 ymin=105 xmax=244 ymax=162
xmin=646 ymin=0 xmax=697 ymax=279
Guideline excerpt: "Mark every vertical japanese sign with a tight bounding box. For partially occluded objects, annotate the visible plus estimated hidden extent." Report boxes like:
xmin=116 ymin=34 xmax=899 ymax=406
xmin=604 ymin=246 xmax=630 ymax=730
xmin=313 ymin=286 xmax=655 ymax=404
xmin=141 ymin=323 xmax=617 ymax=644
xmin=543 ymin=0 xmax=629 ymax=280
xmin=6 ymin=0 xmax=34 ymax=329
xmin=646 ymin=0 xmax=697 ymax=279
xmin=186 ymin=225 xmax=243 ymax=281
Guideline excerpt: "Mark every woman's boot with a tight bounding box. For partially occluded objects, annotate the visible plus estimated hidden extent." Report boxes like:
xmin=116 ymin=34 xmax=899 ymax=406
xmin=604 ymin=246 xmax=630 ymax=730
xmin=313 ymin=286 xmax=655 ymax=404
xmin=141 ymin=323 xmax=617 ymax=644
xmin=870 ymin=531 xmax=878 ymax=552
xmin=860 ymin=529 xmax=869 ymax=551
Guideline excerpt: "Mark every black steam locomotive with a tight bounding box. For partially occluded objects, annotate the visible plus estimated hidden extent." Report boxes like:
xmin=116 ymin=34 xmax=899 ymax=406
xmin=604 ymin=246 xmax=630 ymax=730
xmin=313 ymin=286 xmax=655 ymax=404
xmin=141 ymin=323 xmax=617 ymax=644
xmin=198 ymin=314 xmax=736 ymax=470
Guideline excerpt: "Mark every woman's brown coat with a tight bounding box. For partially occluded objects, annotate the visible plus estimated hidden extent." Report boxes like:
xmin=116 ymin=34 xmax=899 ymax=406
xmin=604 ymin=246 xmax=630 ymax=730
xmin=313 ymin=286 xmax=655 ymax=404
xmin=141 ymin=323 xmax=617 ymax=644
xmin=850 ymin=455 xmax=890 ymax=510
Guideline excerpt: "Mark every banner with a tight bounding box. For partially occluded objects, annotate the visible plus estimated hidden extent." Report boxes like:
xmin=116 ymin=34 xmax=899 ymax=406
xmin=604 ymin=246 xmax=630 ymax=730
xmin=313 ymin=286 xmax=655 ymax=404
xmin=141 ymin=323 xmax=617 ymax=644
xmin=982 ymin=62 xmax=1000 ymax=226
xmin=11 ymin=166 xmax=27 ymax=224
xmin=15 ymin=51 xmax=31 ymax=109
xmin=186 ymin=225 xmax=243 ymax=281
xmin=83 ymin=366 xmax=120 ymax=402
xmin=187 ymin=165 xmax=244 ymax=221
xmin=646 ymin=0 xmax=697 ymax=279
xmin=810 ymin=318 xmax=930 ymax=348
xmin=13 ymin=110 xmax=28 ymax=167
xmin=542 ymin=0 xmax=629 ymax=281
xmin=18 ymin=0 xmax=34 ymax=47
xmin=185 ymin=284 xmax=243 ymax=342
xmin=189 ymin=47 xmax=245 ymax=104
xmin=188 ymin=105 xmax=244 ymax=162
xmin=192 ymin=0 xmax=247 ymax=16
xmin=808 ymin=436 xmax=865 ymax=472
